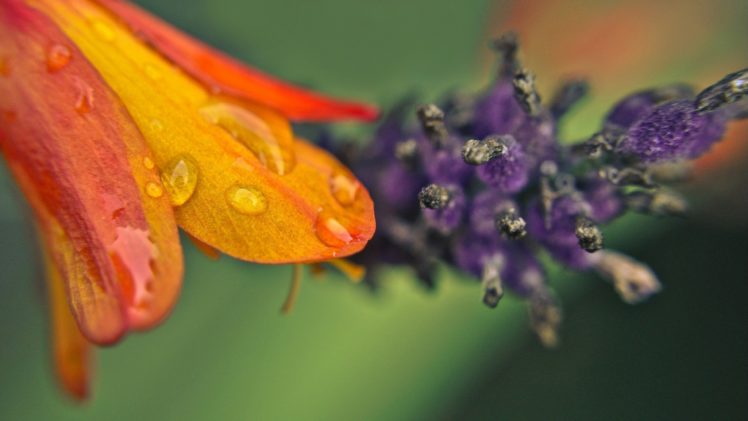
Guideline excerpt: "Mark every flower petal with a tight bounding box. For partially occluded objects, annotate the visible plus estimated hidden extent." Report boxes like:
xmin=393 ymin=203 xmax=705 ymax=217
xmin=44 ymin=244 xmax=93 ymax=401
xmin=33 ymin=0 xmax=376 ymax=263
xmin=0 ymin=0 xmax=183 ymax=343
xmin=94 ymin=0 xmax=378 ymax=122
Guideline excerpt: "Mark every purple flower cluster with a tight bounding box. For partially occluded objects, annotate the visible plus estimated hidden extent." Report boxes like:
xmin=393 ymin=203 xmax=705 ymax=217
xmin=331 ymin=34 xmax=747 ymax=346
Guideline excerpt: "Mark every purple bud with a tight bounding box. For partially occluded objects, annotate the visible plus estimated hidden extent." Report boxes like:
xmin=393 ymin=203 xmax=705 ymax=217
xmin=375 ymin=162 xmax=425 ymax=212
xmin=501 ymin=244 xmax=546 ymax=296
xmin=605 ymin=85 xmax=694 ymax=129
xmin=453 ymin=232 xmax=506 ymax=279
xmin=622 ymin=99 xmax=726 ymax=163
xmin=476 ymin=135 xmax=529 ymax=192
xmin=419 ymin=136 xmax=473 ymax=185
xmin=581 ymin=179 xmax=623 ymax=223
xmin=473 ymin=82 xmax=525 ymax=139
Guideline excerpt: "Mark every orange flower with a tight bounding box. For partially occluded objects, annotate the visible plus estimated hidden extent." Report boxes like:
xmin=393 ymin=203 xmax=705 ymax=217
xmin=0 ymin=0 xmax=376 ymax=400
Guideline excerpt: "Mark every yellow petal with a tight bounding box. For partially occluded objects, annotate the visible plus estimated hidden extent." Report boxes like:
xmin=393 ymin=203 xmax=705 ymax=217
xmin=32 ymin=0 xmax=376 ymax=263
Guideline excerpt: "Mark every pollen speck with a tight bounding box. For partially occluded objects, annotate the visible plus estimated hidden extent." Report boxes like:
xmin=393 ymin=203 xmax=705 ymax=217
xmin=225 ymin=185 xmax=267 ymax=215
xmin=314 ymin=210 xmax=353 ymax=247
xmin=91 ymin=20 xmax=116 ymax=42
xmin=161 ymin=155 xmax=199 ymax=206
xmin=46 ymin=44 xmax=72 ymax=73
xmin=329 ymin=173 xmax=360 ymax=206
xmin=145 ymin=181 xmax=164 ymax=198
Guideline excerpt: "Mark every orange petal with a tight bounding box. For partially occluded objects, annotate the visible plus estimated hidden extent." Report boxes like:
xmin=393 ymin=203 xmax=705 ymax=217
xmin=44 ymin=244 xmax=93 ymax=401
xmin=32 ymin=0 xmax=376 ymax=264
xmin=93 ymin=0 xmax=378 ymax=122
xmin=0 ymin=0 xmax=183 ymax=343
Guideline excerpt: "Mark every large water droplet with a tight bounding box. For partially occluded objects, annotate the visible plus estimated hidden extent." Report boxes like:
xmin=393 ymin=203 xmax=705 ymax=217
xmin=145 ymin=181 xmax=163 ymax=198
xmin=91 ymin=20 xmax=115 ymax=42
xmin=314 ymin=210 xmax=353 ymax=247
xmin=199 ymin=98 xmax=296 ymax=175
xmin=329 ymin=173 xmax=360 ymax=207
xmin=161 ymin=155 xmax=199 ymax=206
xmin=143 ymin=157 xmax=155 ymax=170
xmin=46 ymin=44 xmax=71 ymax=73
xmin=225 ymin=185 xmax=267 ymax=215
xmin=109 ymin=226 xmax=157 ymax=313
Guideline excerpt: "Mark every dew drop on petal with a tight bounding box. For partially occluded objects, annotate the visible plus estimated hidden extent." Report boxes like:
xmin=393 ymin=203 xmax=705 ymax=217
xmin=73 ymin=80 xmax=94 ymax=115
xmin=91 ymin=20 xmax=115 ymax=42
xmin=109 ymin=226 xmax=158 ymax=315
xmin=143 ymin=157 xmax=155 ymax=170
xmin=329 ymin=173 xmax=360 ymax=207
xmin=46 ymin=44 xmax=72 ymax=73
xmin=225 ymin=185 xmax=268 ymax=215
xmin=145 ymin=181 xmax=163 ymax=198
xmin=199 ymin=99 xmax=296 ymax=175
xmin=161 ymin=155 xmax=199 ymax=206
xmin=314 ymin=210 xmax=353 ymax=247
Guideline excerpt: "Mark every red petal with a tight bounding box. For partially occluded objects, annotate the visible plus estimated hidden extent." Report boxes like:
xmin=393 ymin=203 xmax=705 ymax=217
xmin=94 ymin=0 xmax=379 ymax=122
xmin=0 ymin=0 xmax=183 ymax=344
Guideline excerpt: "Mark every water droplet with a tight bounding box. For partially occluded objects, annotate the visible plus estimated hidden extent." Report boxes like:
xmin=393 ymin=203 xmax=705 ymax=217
xmin=143 ymin=63 xmax=162 ymax=80
xmin=91 ymin=20 xmax=115 ymax=42
xmin=109 ymin=226 xmax=157 ymax=312
xmin=74 ymin=79 xmax=94 ymax=115
xmin=329 ymin=173 xmax=360 ymax=206
xmin=160 ymin=155 xmax=199 ymax=206
xmin=199 ymin=98 xmax=296 ymax=175
xmin=143 ymin=157 xmax=155 ymax=170
xmin=225 ymin=185 xmax=267 ymax=215
xmin=314 ymin=211 xmax=353 ymax=247
xmin=145 ymin=181 xmax=163 ymax=198
xmin=46 ymin=44 xmax=72 ymax=73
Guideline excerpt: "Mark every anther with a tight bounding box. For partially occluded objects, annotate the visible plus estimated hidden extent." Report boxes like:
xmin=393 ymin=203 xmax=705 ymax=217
xmin=418 ymin=184 xmax=451 ymax=209
xmin=481 ymin=260 xmax=505 ymax=309
xmin=528 ymin=292 xmax=562 ymax=348
xmin=416 ymin=104 xmax=449 ymax=148
xmin=496 ymin=208 xmax=527 ymax=239
xmin=593 ymin=250 xmax=662 ymax=304
xmin=550 ymin=78 xmax=589 ymax=118
xmin=394 ymin=139 xmax=419 ymax=167
xmin=491 ymin=32 xmax=519 ymax=76
xmin=625 ymin=189 xmax=688 ymax=217
xmin=695 ymin=67 xmax=748 ymax=113
xmin=575 ymin=217 xmax=604 ymax=253
xmin=462 ymin=135 xmax=509 ymax=165
xmin=513 ymin=69 xmax=542 ymax=117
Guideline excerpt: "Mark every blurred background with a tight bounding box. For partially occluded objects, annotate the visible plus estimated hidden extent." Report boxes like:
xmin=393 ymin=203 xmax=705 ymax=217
xmin=1 ymin=0 xmax=747 ymax=419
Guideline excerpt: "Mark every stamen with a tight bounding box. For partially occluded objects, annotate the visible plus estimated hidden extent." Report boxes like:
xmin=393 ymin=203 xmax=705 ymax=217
xmin=594 ymin=251 xmax=662 ymax=304
xmin=416 ymin=104 xmax=449 ymax=147
xmin=281 ymin=264 xmax=303 ymax=315
xmin=496 ymin=208 xmax=527 ymax=239
xmin=603 ymin=166 xmax=654 ymax=187
xmin=394 ymin=139 xmax=419 ymax=167
xmin=491 ymin=32 xmax=520 ymax=77
xmin=481 ymin=257 xmax=505 ymax=308
xmin=575 ymin=217 xmax=604 ymax=253
xmin=625 ymin=189 xmax=688 ymax=217
xmin=418 ymin=184 xmax=451 ymax=209
xmin=462 ymin=135 xmax=509 ymax=165
xmin=528 ymin=292 xmax=562 ymax=348
xmin=513 ymin=69 xmax=542 ymax=117
xmin=550 ymin=78 xmax=589 ymax=118
xmin=695 ymin=67 xmax=748 ymax=113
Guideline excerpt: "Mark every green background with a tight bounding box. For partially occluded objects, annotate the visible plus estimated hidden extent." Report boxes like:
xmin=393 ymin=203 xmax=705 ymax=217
xmin=1 ymin=0 xmax=746 ymax=420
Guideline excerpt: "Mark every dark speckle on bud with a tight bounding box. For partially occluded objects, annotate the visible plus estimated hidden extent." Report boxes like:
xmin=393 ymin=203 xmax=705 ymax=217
xmin=496 ymin=208 xmax=527 ymax=239
xmin=462 ymin=135 xmax=509 ymax=165
xmin=513 ymin=69 xmax=542 ymax=116
xmin=418 ymin=183 xmax=451 ymax=209
xmin=696 ymin=67 xmax=748 ymax=113
xmin=417 ymin=104 xmax=449 ymax=147
xmin=550 ymin=78 xmax=589 ymax=118
xmin=575 ymin=217 xmax=604 ymax=253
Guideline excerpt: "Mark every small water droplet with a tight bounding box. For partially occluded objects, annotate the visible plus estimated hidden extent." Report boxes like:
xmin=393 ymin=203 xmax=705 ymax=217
xmin=199 ymin=98 xmax=296 ymax=175
xmin=143 ymin=157 xmax=155 ymax=170
xmin=145 ymin=181 xmax=163 ymax=198
xmin=91 ymin=20 xmax=115 ymax=42
xmin=143 ymin=63 xmax=162 ymax=80
xmin=225 ymin=185 xmax=267 ymax=215
xmin=314 ymin=211 xmax=353 ymax=247
xmin=74 ymin=79 xmax=94 ymax=115
xmin=329 ymin=173 xmax=360 ymax=206
xmin=46 ymin=44 xmax=71 ymax=73
xmin=160 ymin=155 xmax=199 ymax=206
